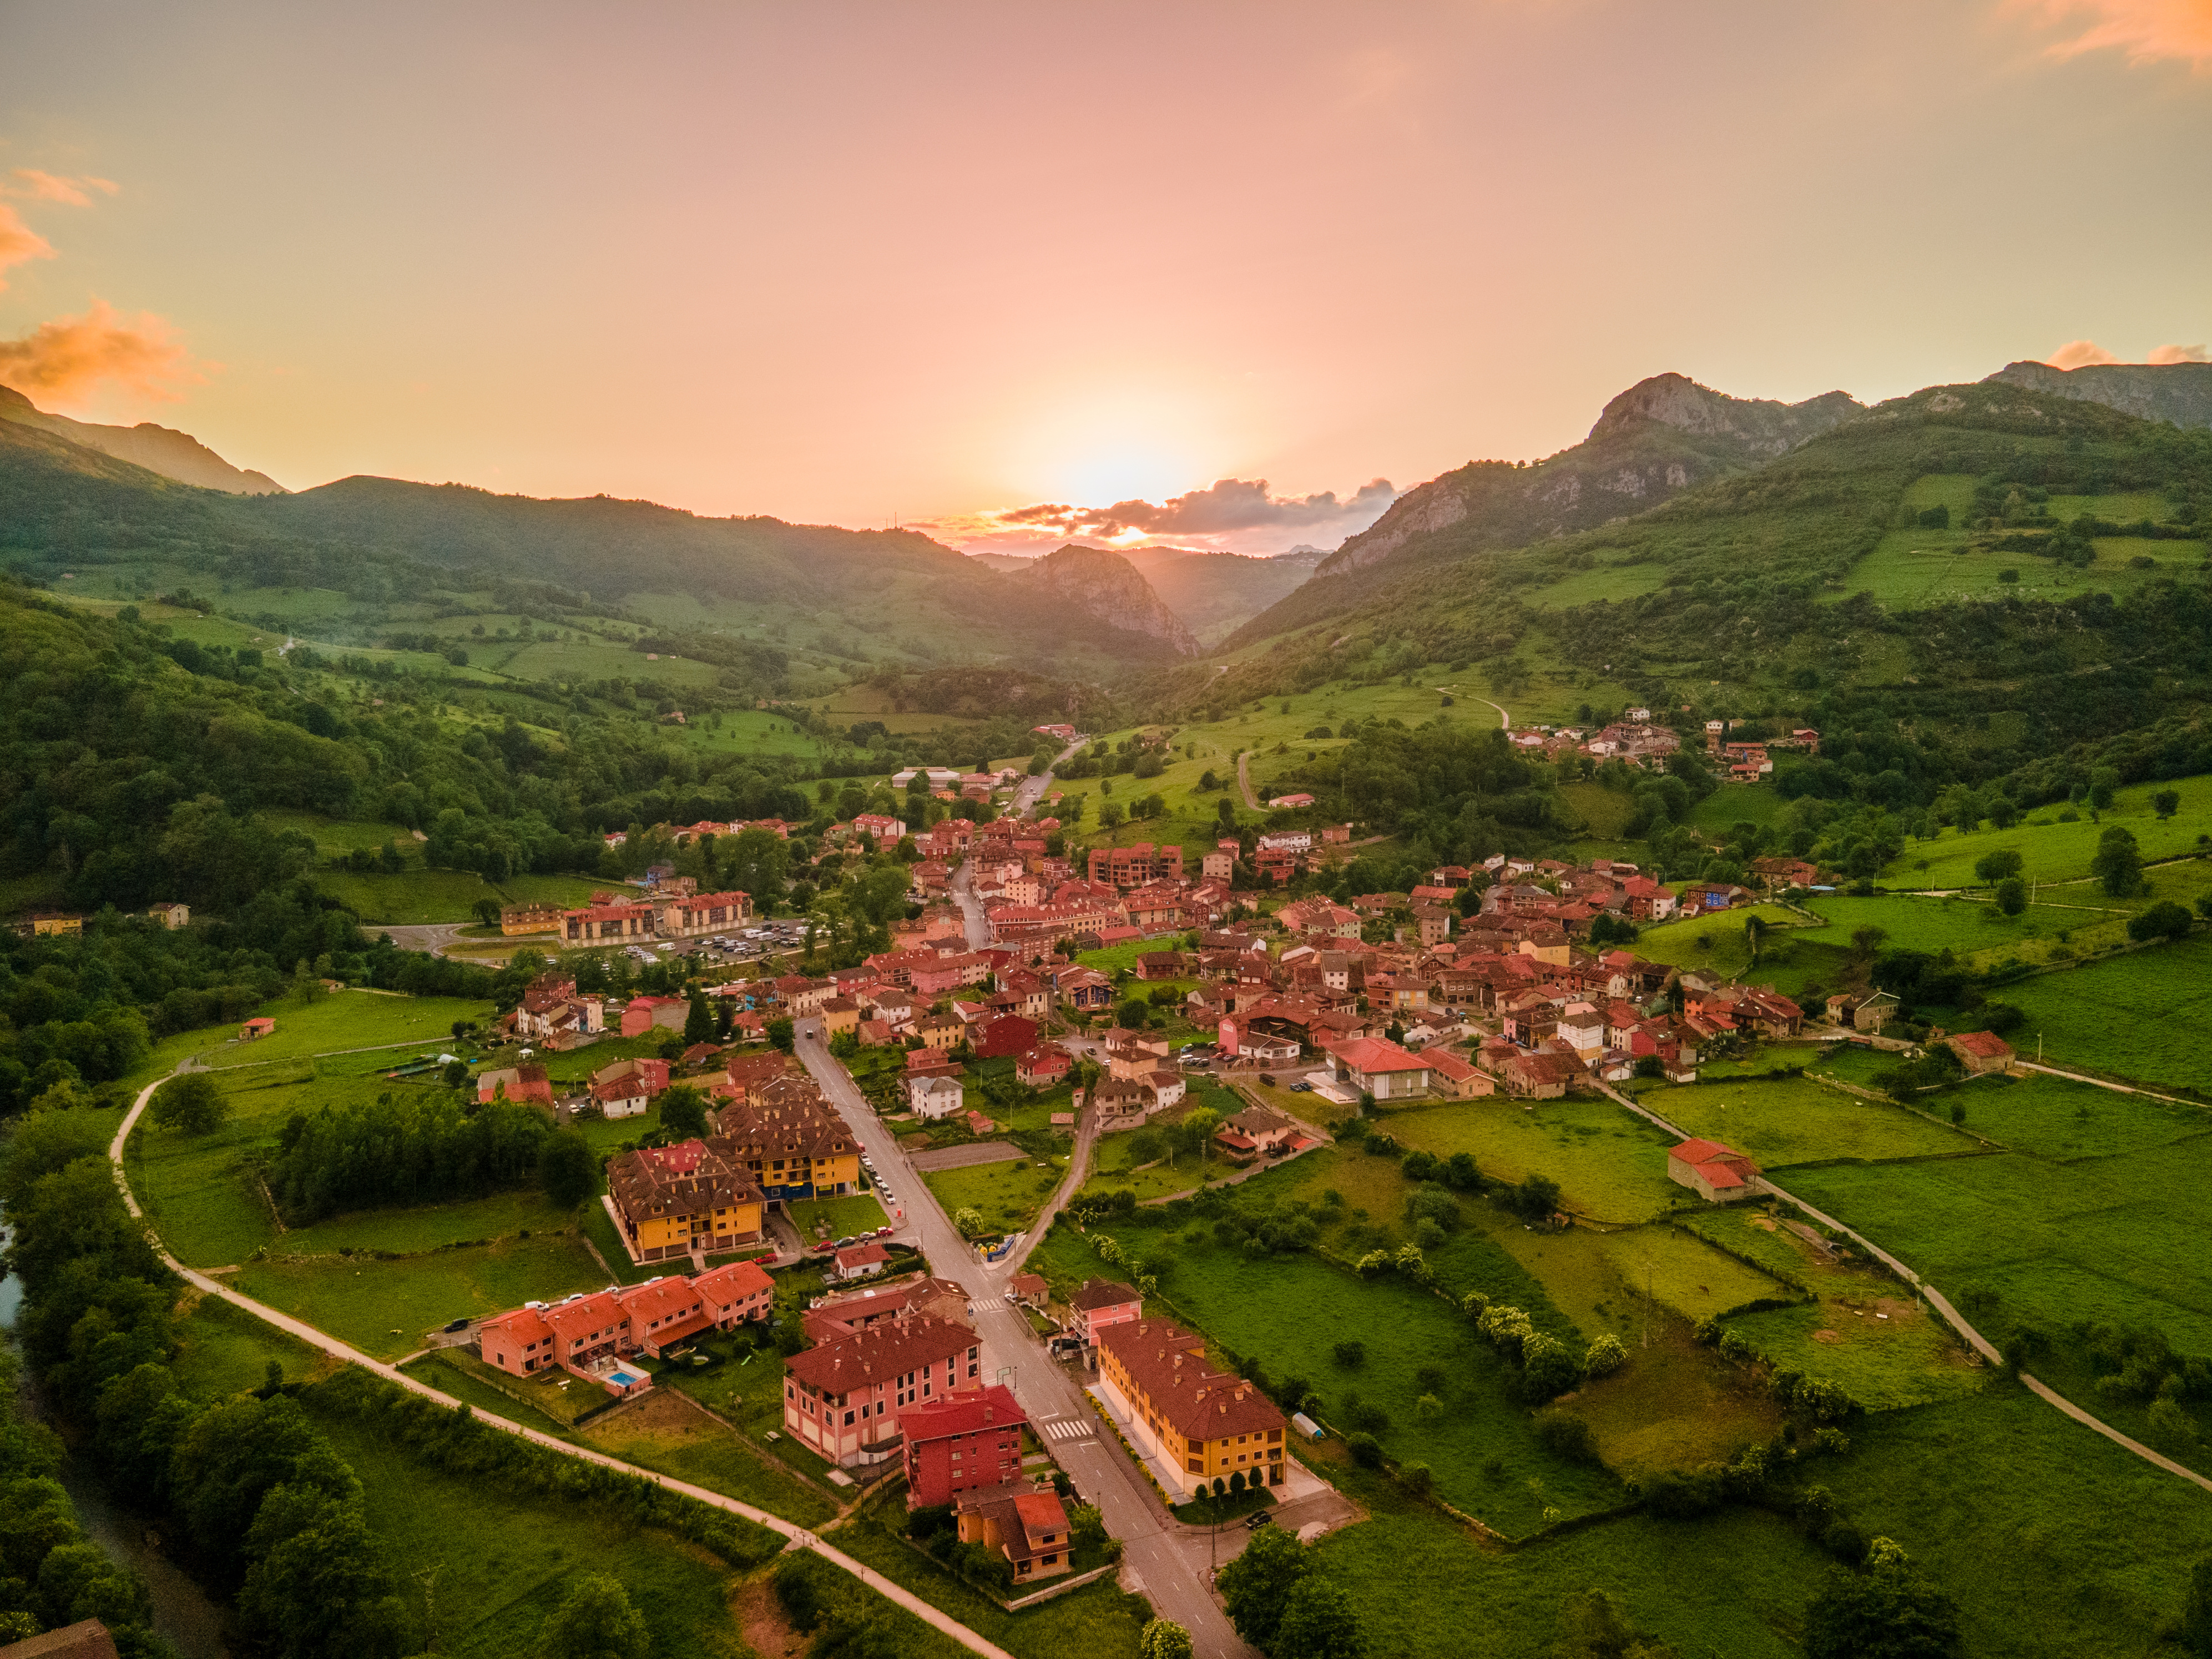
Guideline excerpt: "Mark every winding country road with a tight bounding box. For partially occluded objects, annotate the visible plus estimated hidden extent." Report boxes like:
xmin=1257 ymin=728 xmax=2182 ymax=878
xmin=1596 ymin=1079 xmax=2212 ymax=1498
xmin=107 ymin=1074 xmax=1023 ymax=1659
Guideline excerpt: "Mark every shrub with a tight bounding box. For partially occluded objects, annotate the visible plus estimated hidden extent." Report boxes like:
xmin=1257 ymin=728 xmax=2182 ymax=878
xmin=1519 ymin=1334 xmax=1585 ymax=1404
xmin=1532 ymin=1412 xmax=1602 ymax=1466
xmin=1399 ymin=1461 xmax=1433 ymax=1495
xmin=1331 ymin=1339 xmax=1367 ymax=1369
xmin=1345 ymin=1431 xmax=1383 ymax=1469
xmin=1583 ymin=1334 xmax=1627 ymax=1378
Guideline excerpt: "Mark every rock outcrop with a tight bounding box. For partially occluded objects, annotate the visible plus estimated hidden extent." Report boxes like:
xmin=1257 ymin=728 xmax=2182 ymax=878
xmin=1013 ymin=543 xmax=1201 ymax=656
xmin=1983 ymin=359 xmax=2212 ymax=430
xmin=1317 ymin=373 xmax=1861 ymax=580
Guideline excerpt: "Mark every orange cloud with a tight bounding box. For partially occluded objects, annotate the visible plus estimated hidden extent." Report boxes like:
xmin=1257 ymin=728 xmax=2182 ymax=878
xmin=0 ymin=204 xmax=56 ymax=293
xmin=0 ymin=300 xmax=207 ymax=403
xmin=2012 ymin=0 xmax=2212 ymax=69
xmin=6 ymin=169 xmax=120 ymax=206
xmin=2045 ymin=339 xmax=2120 ymax=368
xmin=2149 ymin=342 xmax=2211 ymax=363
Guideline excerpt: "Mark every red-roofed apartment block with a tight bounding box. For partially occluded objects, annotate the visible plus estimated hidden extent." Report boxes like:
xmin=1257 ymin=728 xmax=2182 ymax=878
xmin=900 ymin=1383 xmax=1028 ymax=1508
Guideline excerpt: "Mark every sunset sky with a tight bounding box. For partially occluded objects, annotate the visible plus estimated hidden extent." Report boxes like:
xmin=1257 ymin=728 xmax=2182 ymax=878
xmin=2 ymin=1 xmax=2208 ymax=556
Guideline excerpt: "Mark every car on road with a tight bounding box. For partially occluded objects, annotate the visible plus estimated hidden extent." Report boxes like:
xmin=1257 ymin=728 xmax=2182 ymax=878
xmin=810 ymin=1240 xmax=838 ymax=1253
xmin=1246 ymin=1512 xmax=1274 ymax=1530
xmin=443 ymin=1317 xmax=470 ymax=1333
xmin=835 ymin=1235 xmax=858 ymax=1247
xmin=874 ymin=1225 xmax=893 ymax=1237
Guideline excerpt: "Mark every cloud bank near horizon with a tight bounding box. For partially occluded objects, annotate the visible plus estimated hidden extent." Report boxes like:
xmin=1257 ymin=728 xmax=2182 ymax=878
xmin=930 ymin=476 xmax=1399 ymax=558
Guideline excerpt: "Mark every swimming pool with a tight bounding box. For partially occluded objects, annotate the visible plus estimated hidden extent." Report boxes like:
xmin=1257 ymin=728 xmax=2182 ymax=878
xmin=607 ymin=1365 xmax=648 ymax=1389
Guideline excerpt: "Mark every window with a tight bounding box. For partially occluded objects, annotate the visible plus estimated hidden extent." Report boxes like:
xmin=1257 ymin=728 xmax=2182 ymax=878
xmin=844 ymin=1411 xmax=855 ymax=1425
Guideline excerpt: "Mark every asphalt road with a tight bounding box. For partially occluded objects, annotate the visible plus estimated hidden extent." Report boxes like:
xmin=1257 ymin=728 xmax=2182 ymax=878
xmin=793 ymin=1019 xmax=1255 ymax=1657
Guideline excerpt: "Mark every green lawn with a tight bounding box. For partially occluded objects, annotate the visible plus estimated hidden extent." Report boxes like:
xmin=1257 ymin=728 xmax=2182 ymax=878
xmin=787 ymin=1191 xmax=891 ymax=1242
xmin=1638 ymin=1075 xmax=1973 ymax=1168
xmin=1834 ymin=522 xmax=2204 ymax=609
xmin=231 ymin=1231 xmax=610 ymax=1358
xmin=922 ymin=1155 xmax=1067 ymax=1236
xmin=1995 ymin=937 xmax=2212 ymax=1094
xmin=1381 ymin=1098 xmax=1683 ymax=1222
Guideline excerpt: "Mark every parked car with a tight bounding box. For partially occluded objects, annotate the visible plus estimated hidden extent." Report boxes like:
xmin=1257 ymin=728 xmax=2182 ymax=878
xmin=835 ymin=1236 xmax=858 ymax=1248
xmin=874 ymin=1225 xmax=893 ymax=1237
xmin=1259 ymin=1073 xmax=1277 ymax=1087
xmin=810 ymin=1240 xmax=838 ymax=1253
xmin=442 ymin=1317 xmax=470 ymax=1333
xmin=1289 ymin=1081 xmax=1310 ymax=1093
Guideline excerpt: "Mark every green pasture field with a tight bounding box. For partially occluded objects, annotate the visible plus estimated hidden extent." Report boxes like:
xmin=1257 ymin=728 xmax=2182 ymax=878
xmin=1834 ymin=524 xmax=2204 ymax=608
xmin=129 ymin=1066 xmax=397 ymax=1265
xmin=1135 ymin=1142 xmax=1585 ymax=1323
xmin=1819 ymin=1382 xmax=2212 ymax=1656
xmin=670 ymin=707 xmax=830 ymax=758
xmin=1625 ymin=904 xmax=1841 ymax=995
xmin=1687 ymin=783 xmax=1791 ymax=833
xmin=1568 ymin=1323 xmax=1786 ymax=1474
xmin=140 ymin=990 xmax=497 ymax=1077
xmin=166 ymin=1298 xmax=766 ymax=1658
xmin=831 ymin=1511 xmax=1153 ymax=1659
xmin=1993 ymin=937 xmax=2212 ymax=1094
xmin=1558 ymin=1222 xmax=1788 ymax=1328
xmin=1796 ymin=891 xmax=2111 ymax=957
xmin=1881 ymin=773 xmax=2212 ymax=888
xmin=276 ymin=1190 xmax=582 ymax=1258
xmin=1558 ymin=780 xmax=1635 ymax=838
xmin=1380 ymin=1098 xmax=1683 ymax=1222
xmin=1639 ymin=1075 xmax=1972 ymax=1168
xmin=312 ymin=867 xmax=610 ymax=923
xmin=498 ymin=637 xmax=721 ymax=685
xmin=1522 ymin=559 xmax=1672 ymax=611
xmin=260 ymin=810 xmax=418 ymax=855
xmin=1725 ymin=1295 xmax=1984 ymax=1411
xmin=922 ymin=1155 xmax=1066 ymax=1235
xmin=232 ymin=1231 xmax=609 ymax=1359
xmin=787 ymin=1191 xmax=890 ymax=1241
xmin=1032 ymin=1226 xmax=1620 ymax=1534
xmin=1783 ymin=1129 xmax=2212 ymax=1355
xmin=1926 ymin=1069 xmax=2210 ymax=1160
xmin=315 ymin=1408 xmax=755 ymax=1658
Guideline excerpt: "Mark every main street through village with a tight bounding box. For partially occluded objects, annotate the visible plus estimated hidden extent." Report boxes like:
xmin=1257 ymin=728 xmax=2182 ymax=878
xmin=793 ymin=732 xmax=1261 ymax=1657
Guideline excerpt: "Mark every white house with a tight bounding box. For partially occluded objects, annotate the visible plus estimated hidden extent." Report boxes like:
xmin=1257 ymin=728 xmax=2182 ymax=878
xmin=908 ymin=1075 xmax=965 ymax=1119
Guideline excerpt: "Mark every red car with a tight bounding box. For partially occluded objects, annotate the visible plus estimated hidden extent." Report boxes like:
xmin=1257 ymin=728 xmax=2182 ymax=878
xmin=810 ymin=1240 xmax=839 ymax=1253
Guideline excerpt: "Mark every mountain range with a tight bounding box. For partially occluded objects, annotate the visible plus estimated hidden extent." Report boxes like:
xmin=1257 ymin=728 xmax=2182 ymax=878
xmin=5 ymin=356 xmax=2209 ymax=685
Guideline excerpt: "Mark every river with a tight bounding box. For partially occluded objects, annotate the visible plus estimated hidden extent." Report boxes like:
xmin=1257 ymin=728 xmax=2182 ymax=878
xmin=2 ymin=1224 xmax=231 ymax=1659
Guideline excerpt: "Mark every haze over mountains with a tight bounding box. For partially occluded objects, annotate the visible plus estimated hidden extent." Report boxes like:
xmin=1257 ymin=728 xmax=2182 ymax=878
xmin=0 ymin=383 xmax=285 ymax=494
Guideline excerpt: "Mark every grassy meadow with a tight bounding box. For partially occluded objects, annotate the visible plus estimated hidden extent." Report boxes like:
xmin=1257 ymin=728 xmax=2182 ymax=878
xmin=1639 ymin=1074 xmax=1973 ymax=1169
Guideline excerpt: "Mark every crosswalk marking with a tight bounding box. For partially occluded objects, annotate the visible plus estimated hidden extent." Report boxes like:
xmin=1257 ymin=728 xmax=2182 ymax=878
xmin=1038 ymin=1417 xmax=1093 ymax=1443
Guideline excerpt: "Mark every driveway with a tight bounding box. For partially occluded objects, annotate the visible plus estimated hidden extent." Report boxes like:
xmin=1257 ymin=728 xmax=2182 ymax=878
xmin=792 ymin=1020 xmax=1258 ymax=1657
xmin=376 ymin=922 xmax=470 ymax=957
